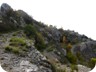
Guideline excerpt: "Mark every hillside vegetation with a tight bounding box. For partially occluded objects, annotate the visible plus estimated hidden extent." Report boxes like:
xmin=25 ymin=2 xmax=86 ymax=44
xmin=0 ymin=3 xmax=96 ymax=72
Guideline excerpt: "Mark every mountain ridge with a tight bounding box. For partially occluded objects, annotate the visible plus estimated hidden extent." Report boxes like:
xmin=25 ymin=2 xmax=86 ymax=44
xmin=0 ymin=3 xmax=96 ymax=72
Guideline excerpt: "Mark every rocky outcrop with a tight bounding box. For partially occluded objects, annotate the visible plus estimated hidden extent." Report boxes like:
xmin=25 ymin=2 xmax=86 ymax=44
xmin=17 ymin=10 xmax=33 ymax=24
xmin=0 ymin=3 xmax=21 ymax=31
xmin=0 ymin=3 xmax=96 ymax=72
xmin=0 ymin=3 xmax=33 ymax=32
xmin=12 ymin=60 xmax=52 ymax=72
xmin=77 ymin=64 xmax=91 ymax=72
xmin=0 ymin=31 xmax=52 ymax=72
xmin=0 ymin=3 xmax=13 ymax=16
xmin=28 ymin=46 xmax=46 ymax=63
xmin=60 ymin=30 xmax=92 ymax=44
xmin=72 ymin=41 xmax=96 ymax=61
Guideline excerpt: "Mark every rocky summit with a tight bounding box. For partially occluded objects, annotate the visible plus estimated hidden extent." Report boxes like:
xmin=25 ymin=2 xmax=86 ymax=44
xmin=0 ymin=3 xmax=96 ymax=72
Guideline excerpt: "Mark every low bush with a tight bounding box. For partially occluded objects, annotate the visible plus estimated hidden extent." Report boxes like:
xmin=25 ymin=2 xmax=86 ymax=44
xmin=70 ymin=64 xmax=78 ymax=72
xmin=5 ymin=46 xmax=12 ymax=52
xmin=66 ymin=52 xmax=77 ymax=64
xmin=88 ymin=58 xmax=96 ymax=69
xmin=11 ymin=47 xmax=20 ymax=54
xmin=24 ymin=24 xmax=37 ymax=37
xmin=5 ymin=46 xmax=19 ymax=54
xmin=76 ymin=52 xmax=84 ymax=63
xmin=91 ymin=58 xmax=96 ymax=63
xmin=10 ymin=37 xmax=27 ymax=46
xmin=35 ymin=32 xmax=46 ymax=51
xmin=5 ymin=37 xmax=28 ymax=55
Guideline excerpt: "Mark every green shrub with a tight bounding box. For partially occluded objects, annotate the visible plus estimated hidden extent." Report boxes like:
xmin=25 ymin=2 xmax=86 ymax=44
xmin=5 ymin=37 xmax=28 ymax=55
xmin=10 ymin=37 xmax=25 ymax=43
xmin=35 ymin=32 xmax=46 ymax=51
xmin=70 ymin=64 xmax=78 ymax=72
xmin=76 ymin=52 xmax=84 ymax=63
xmin=21 ymin=47 xmax=28 ymax=51
xmin=91 ymin=58 xmax=96 ymax=63
xmin=35 ymin=43 xmax=46 ymax=51
xmin=88 ymin=58 xmax=96 ymax=68
xmin=24 ymin=24 xmax=46 ymax=51
xmin=24 ymin=24 xmax=37 ymax=37
xmin=5 ymin=46 xmax=19 ymax=54
xmin=66 ymin=52 xmax=77 ymax=64
xmin=11 ymin=47 xmax=20 ymax=54
xmin=5 ymin=46 xmax=12 ymax=52
xmin=10 ymin=37 xmax=26 ymax=46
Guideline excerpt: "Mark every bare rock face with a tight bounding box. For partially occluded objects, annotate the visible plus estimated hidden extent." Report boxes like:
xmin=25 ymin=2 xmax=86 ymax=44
xmin=77 ymin=64 xmax=91 ymax=72
xmin=0 ymin=3 xmax=20 ymax=31
xmin=19 ymin=60 xmax=38 ymax=72
xmin=17 ymin=60 xmax=52 ymax=72
xmin=0 ymin=3 xmax=13 ymax=15
xmin=13 ymin=60 xmax=52 ymax=72
xmin=17 ymin=10 xmax=33 ymax=24
xmin=72 ymin=41 xmax=96 ymax=61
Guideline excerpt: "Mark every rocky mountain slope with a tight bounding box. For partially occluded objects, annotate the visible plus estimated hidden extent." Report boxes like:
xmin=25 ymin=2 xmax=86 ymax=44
xmin=0 ymin=3 xmax=96 ymax=72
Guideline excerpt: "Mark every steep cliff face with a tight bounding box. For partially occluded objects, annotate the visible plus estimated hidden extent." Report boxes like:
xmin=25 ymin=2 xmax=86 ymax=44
xmin=0 ymin=3 xmax=96 ymax=72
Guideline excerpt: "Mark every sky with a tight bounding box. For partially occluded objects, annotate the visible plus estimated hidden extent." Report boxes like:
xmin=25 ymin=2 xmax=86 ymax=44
xmin=0 ymin=0 xmax=96 ymax=41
